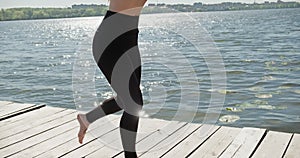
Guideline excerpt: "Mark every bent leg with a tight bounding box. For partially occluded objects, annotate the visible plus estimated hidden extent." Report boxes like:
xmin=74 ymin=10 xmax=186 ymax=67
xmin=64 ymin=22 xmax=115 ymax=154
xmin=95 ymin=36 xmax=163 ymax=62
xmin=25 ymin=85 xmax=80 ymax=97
xmin=85 ymin=97 xmax=122 ymax=124
xmin=77 ymin=97 xmax=123 ymax=144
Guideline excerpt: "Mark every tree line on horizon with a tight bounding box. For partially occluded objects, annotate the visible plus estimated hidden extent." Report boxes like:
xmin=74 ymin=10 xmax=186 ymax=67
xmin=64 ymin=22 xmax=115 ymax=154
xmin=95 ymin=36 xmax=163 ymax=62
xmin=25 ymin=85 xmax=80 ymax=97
xmin=0 ymin=2 xmax=299 ymax=21
xmin=0 ymin=5 xmax=108 ymax=21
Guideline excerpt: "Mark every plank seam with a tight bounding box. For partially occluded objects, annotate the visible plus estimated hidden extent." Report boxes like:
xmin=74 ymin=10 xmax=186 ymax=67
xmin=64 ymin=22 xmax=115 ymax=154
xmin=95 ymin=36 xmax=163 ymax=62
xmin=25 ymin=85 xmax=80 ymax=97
xmin=218 ymin=139 xmax=238 ymax=157
xmin=159 ymin=124 xmax=203 ymax=158
xmin=139 ymin=122 xmax=189 ymax=157
xmin=281 ymin=133 xmax=294 ymax=158
xmin=249 ymin=129 xmax=268 ymax=158
xmin=231 ymin=141 xmax=243 ymax=158
xmin=185 ymin=125 xmax=222 ymax=158
xmin=0 ymin=104 xmax=46 ymax=121
xmin=33 ymin=130 xmax=81 ymax=158
xmin=219 ymin=128 xmax=252 ymax=158
xmin=59 ymin=127 xmax=119 ymax=157
xmin=111 ymin=125 xmax=165 ymax=158
xmin=0 ymin=104 xmax=37 ymax=117
xmin=83 ymin=129 xmax=121 ymax=158
xmin=112 ymin=151 xmax=123 ymax=158
xmin=0 ymin=110 xmax=77 ymax=141
xmin=58 ymin=116 xmax=121 ymax=157
xmin=0 ymin=107 xmax=68 ymax=125
xmin=0 ymin=118 xmax=76 ymax=150
xmin=4 ymin=125 xmax=79 ymax=157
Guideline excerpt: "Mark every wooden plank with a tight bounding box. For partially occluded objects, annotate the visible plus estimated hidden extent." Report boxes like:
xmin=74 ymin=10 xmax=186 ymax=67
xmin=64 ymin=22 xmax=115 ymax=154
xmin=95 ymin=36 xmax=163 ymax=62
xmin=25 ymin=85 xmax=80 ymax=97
xmin=162 ymin=124 xmax=220 ymax=158
xmin=0 ymin=106 xmax=67 ymax=132
xmin=0 ymin=110 xmax=77 ymax=149
xmin=56 ymin=116 xmax=168 ymax=158
xmin=31 ymin=115 xmax=120 ymax=158
xmin=82 ymin=128 xmax=121 ymax=158
xmin=8 ymin=115 xmax=119 ymax=158
xmin=0 ymin=101 xmax=15 ymax=111
xmin=131 ymin=121 xmax=188 ymax=157
xmin=0 ymin=106 xmax=70 ymax=128
xmin=0 ymin=104 xmax=46 ymax=121
xmin=9 ymin=125 xmax=80 ymax=158
xmin=61 ymin=134 xmax=111 ymax=158
xmin=140 ymin=123 xmax=201 ymax=158
xmin=62 ymin=117 xmax=169 ymax=158
xmin=189 ymin=126 xmax=241 ymax=158
xmin=284 ymin=134 xmax=300 ymax=158
xmin=252 ymin=131 xmax=293 ymax=158
xmin=0 ymin=106 xmax=65 ymax=126
xmin=83 ymin=118 xmax=171 ymax=158
xmin=0 ymin=120 xmax=78 ymax=157
xmin=0 ymin=101 xmax=298 ymax=158
xmin=88 ymin=120 xmax=187 ymax=158
xmin=219 ymin=127 xmax=266 ymax=158
xmin=0 ymin=101 xmax=13 ymax=107
xmin=0 ymin=109 xmax=75 ymax=140
xmin=0 ymin=103 xmax=35 ymax=116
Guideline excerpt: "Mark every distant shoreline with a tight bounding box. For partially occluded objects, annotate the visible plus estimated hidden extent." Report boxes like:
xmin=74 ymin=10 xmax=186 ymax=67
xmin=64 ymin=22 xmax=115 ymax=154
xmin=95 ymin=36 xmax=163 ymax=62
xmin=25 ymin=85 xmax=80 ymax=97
xmin=1 ymin=1 xmax=299 ymax=21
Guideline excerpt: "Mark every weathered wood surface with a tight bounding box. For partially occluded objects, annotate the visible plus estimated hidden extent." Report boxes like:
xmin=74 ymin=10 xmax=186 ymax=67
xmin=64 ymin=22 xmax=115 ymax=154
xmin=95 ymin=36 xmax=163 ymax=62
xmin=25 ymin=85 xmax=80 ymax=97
xmin=284 ymin=134 xmax=300 ymax=158
xmin=252 ymin=131 xmax=293 ymax=158
xmin=0 ymin=101 xmax=45 ymax=121
xmin=0 ymin=101 xmax=299 ymax=158
xmin=219 ymin=127 xmax=266 ymax=158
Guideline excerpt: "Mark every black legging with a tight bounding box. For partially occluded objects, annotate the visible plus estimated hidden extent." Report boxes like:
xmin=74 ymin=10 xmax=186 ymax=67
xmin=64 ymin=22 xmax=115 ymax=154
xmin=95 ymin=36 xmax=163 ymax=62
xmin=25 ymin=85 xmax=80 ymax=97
xmin=86 ymin=10 xmax=143 ymax=158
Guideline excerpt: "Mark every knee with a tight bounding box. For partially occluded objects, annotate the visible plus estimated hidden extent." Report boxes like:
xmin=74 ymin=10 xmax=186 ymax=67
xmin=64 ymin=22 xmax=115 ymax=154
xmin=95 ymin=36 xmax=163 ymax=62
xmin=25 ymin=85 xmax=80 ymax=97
xmin=120 ymin=111 xmax=139 ymax=131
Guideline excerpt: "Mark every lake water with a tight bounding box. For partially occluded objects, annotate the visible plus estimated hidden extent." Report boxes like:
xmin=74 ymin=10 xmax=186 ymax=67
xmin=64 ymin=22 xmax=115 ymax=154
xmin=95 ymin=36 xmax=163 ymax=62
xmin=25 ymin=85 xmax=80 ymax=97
xmin=0 ymin=8 xmax=299 ymax=133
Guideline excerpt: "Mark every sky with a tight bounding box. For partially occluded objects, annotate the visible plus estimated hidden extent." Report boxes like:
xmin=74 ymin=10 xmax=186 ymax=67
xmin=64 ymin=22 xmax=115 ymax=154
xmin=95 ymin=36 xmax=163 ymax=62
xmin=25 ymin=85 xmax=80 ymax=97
xmin=0 ymin=0 xmax=299 ymax=8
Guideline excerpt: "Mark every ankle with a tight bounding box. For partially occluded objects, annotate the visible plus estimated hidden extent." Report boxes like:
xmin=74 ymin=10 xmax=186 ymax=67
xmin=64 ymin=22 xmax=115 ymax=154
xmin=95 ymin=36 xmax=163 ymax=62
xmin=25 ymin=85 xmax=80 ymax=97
xmin=124 ymin=151 xmax=137 ymax=158
xmin=78 ymin=114 xmax=90 ymax=127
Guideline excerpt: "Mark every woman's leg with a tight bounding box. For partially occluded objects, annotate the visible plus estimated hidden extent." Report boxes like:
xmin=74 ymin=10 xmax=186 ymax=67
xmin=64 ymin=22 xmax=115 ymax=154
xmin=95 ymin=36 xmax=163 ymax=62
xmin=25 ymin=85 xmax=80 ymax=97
xmin=119 ymin=65 xmax=143 ymax=158
xmin=85 ymin=97 xmax=122 ymax=124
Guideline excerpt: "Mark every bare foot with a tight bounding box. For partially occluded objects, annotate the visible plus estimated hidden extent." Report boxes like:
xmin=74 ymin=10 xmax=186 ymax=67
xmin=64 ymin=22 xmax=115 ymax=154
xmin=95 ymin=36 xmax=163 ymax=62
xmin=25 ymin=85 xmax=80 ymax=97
xmin=77 ymin=114 xmax=90 ymax=144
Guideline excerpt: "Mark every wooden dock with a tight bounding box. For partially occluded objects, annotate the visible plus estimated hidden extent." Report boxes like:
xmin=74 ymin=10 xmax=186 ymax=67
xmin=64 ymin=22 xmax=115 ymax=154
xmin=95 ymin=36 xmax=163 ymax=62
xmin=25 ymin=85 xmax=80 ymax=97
xmin=0 ymin=101 xmax=299 ymax=158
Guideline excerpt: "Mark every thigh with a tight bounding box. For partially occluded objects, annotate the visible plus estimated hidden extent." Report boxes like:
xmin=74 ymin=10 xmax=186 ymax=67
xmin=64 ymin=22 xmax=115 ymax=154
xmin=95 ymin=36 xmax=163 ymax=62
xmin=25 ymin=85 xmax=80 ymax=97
xmin=92 ymin=30 xmax=140 ymax=85
xmin=109 ymin=45 xmax=141 ymax=95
